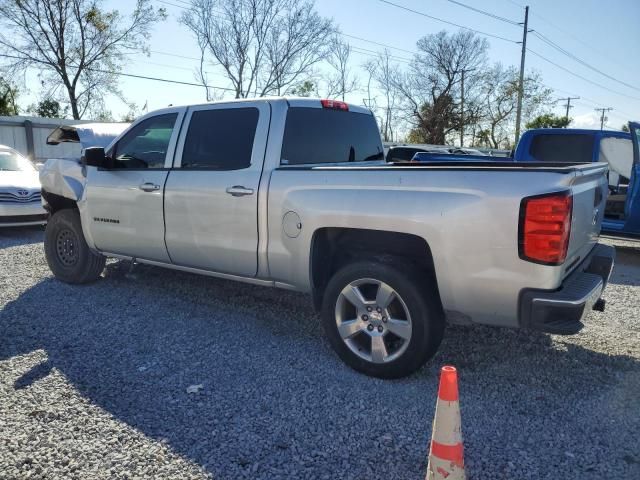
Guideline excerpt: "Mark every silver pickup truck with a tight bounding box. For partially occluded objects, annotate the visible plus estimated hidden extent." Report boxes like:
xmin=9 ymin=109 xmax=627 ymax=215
xmin=40 ymin=98 xmax=615 ymax=378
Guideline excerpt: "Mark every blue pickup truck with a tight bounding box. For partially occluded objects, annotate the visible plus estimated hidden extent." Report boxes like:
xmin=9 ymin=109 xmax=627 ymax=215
xmin=410 ymin=124 xmax=640 ymax=238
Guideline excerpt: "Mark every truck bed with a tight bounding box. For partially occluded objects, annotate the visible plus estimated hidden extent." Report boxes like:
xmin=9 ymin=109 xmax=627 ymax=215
xmin=268 ymin=161 xmax=608 ymax=328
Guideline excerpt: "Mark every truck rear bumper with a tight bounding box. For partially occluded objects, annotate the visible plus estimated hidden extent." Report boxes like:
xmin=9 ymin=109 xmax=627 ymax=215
xmin=519 ymin=243 xmax=615 ymax=335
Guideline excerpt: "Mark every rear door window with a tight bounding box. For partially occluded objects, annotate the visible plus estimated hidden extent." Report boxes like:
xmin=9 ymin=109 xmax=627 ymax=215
xmin=180 ymin=108 xmax=259 ymax=170
xmin=281 ymin=108 xmax=383 ymax=165
xmin=529 ymin=134 xmax=594 ymax=163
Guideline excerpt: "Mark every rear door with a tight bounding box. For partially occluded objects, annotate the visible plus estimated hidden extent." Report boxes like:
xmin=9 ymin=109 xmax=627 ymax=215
xmin=84 ymin=109 xmax=184 ymax=261
xmin=163 ymin=101 xmax=269 ymax=276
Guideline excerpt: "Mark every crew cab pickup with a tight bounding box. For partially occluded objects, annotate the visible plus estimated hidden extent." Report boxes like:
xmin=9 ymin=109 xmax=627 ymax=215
xmin=40 ymin=98 xmax=615 ymax=378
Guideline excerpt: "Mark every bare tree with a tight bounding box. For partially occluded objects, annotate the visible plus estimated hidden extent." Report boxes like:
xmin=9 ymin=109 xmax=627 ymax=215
xmin=477 ymin=63 xmax=552 ymax=148
xmin=181 ymin=0 xmax=334 ymax=99
xmin=324 ymin=36 xmax=358 ymax=101
xmin=0 ymin=0 xmax=166 ymax=119
xmin=364 ymin=50 xmax=402 ymax=142
xmin=396 ymin=30 xmax=488 ymax=144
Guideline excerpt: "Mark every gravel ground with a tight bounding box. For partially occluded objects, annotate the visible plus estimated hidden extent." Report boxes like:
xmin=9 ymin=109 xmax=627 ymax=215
xmin=1 ymin=226 xmax=639 ymax=480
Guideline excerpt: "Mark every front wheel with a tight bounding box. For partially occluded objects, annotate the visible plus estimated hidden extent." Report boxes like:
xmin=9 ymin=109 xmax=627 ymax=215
xmin=44 ymin=209 xmax=106 ymax=284
xmin=321 ymin=260 xmax=444 ymax=379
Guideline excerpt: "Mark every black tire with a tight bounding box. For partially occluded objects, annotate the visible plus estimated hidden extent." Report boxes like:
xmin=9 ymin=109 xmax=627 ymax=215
xmin=321 ymin=260 xmax=444 ymax=379
xmin=44 ymin=209 xmax=106 ymax=284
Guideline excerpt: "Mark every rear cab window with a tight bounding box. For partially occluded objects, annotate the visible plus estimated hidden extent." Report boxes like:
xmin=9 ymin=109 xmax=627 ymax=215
xmin=529 ymin=134 xmax=594 ymax=163
xmin=281 ymin=107 xmax=383 ymax=165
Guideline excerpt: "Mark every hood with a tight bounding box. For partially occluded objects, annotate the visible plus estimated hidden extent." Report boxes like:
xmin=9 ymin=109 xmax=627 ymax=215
xmin=0 ymin=170 xmax=41 ymax=191
xmin=47 ymin=122 xmax=130 ymax=149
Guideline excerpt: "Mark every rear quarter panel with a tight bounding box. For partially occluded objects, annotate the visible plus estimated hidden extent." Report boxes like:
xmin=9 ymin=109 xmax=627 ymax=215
xmin=266 ymin=167 xmax=585 ymax=328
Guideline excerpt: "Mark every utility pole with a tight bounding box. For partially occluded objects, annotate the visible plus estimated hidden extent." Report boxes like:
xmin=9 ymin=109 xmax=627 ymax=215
xmin=595 ymin=107 xmax=612 ymax=130
xmin=559 ymin=96 xmax=579 ymax=125
xmin=514 ymin=5 xmax=529 ymax=147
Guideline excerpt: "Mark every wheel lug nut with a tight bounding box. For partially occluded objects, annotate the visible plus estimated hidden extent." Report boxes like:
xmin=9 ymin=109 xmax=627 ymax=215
xmin=366 ymin=306 xmax=372 ymax=312
xmin=362 ymin=314 xmax=369 ymax=321
xmin=376 ymin=307 xmax=382 ymax=313
xmin=382 ymin=316 xmax=387 ymax=323
xmin=367 ymin=324 xmax=374 ymax=332
xmin=377 ymin=325 xmax=383 ymax=333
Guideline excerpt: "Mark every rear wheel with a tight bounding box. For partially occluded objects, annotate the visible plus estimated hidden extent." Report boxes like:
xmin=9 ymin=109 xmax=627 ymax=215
xmin=321 ymin=260 xmax=444 ymax=379
xmin=44 ymin=209 xmax=105 ymax=284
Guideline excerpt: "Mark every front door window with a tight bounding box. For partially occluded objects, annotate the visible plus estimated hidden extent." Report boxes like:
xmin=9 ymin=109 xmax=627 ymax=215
xmin=111 ymin=113 xmax=178 ymax=169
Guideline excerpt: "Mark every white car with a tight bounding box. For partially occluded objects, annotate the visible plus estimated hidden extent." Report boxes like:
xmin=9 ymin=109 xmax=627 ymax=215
xmin=0 ymin=146 xmax=48 ymax=227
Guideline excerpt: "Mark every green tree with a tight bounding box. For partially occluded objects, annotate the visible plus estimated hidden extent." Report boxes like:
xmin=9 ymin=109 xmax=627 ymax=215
xmin=32 ymin=99 xmax=65 ymax=118
xmin=0 ymin=77 xmax=19 ymax=116
xmin=525 ymin=113 xmax=571 ymax=129
xmin=622 ymin=124 xmax=630 ymax=132
xmin=0 ymin=0 xmax=166 ymax=119
xmin=289 ymin=80 xmax=316 ymax=97
xmin=405 ymin=95 xmax=458 ymax=144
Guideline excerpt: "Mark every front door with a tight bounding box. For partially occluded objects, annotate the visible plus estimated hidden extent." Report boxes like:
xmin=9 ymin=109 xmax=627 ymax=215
xmin=625 ymin=122 xmax=640 ymax=234
xmin=83 ymin=109 xmax=185 ymax=261
xmin=164 ymin=102 xmax=270 ymax=276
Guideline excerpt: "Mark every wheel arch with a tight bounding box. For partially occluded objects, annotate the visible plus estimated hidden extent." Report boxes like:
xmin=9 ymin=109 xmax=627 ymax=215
xmin=309 ymin=227 xmax=442 ymax=312
xmin=41 ymin=190 xmax=79 ymax=214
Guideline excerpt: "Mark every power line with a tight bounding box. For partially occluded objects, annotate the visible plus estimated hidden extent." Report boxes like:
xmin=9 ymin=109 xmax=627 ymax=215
xmin=532 ymin=31 xmax=639 ymax=94
xmin=87 ymin=67 xmax=237 ymax=92
xmin=544 ymin=84 xmax=635 ymax=117
xmin=530 ymin=13 xmax=626 ymax=70
xmin=527 ymin=48 xmax=640 ymax=102
xmin=340 ymin=33 xmax=415 ymax=55
xmin=350 ymin=45 xmax=411 ymax=63
xmin=162 ymin=0 xmax=637 ymax=108
xmin=0 ymin=51 xmax=238 ymax=92
xmin=158 ymin=0 xmax=418 ymax=59
xmin=445 ymin=0 xmax=520 ymax=26
xmin=157 ymin=0 xmax=190 ymax=9
xmin=150 ymin=49 xmax=200 ymax=61
xmin=501 ymin=0 xmax=525 ymax=8
xmin=375 ymin=0 xmax=520 ymax=43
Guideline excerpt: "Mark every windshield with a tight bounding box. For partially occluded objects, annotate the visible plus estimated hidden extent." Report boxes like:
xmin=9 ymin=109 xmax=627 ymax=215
xmin=0 ymin=149 xmax=35 ymax=172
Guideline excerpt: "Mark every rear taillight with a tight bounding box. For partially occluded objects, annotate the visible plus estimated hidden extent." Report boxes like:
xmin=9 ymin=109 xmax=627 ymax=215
xmin=519 ymin=192 xmax=573 ymax=265
xmin=320 ymin=99 xmax=348 ymax=111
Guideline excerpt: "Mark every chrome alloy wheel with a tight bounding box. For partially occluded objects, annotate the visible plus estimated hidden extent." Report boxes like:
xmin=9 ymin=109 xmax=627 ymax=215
xmin=56 ymin=229 xmax=79 ymax=267
xmin=334 ymin=278 xmax=412 ymax=364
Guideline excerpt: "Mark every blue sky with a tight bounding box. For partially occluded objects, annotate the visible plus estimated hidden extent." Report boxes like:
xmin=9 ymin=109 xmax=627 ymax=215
xmin=23 ymin=0 xmax=640 ymax=130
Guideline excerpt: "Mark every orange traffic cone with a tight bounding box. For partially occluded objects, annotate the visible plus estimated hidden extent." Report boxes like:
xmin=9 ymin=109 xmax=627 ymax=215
xmin=426 ymin=366 xmax=466 ymax=480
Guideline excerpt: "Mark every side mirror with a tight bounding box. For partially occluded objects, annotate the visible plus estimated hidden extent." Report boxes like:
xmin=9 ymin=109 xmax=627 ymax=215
xmin=82 ymin=147 xmax=107 ymax=168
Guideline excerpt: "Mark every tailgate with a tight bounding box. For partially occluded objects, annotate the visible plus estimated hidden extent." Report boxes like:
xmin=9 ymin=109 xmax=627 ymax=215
xmin=564 ymin=163 xmax=608 ymax=274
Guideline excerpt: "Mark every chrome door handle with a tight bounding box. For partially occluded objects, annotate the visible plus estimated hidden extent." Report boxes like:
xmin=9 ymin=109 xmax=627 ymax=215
xmin=139 ymin=182 xmax=161 ymax=192
xmin=226 ymin=185 xmax=254 ymax=197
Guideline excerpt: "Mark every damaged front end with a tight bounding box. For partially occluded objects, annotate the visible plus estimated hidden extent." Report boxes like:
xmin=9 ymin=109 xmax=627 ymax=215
xmin=40 ymin=123 xmax=129 ymax=208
